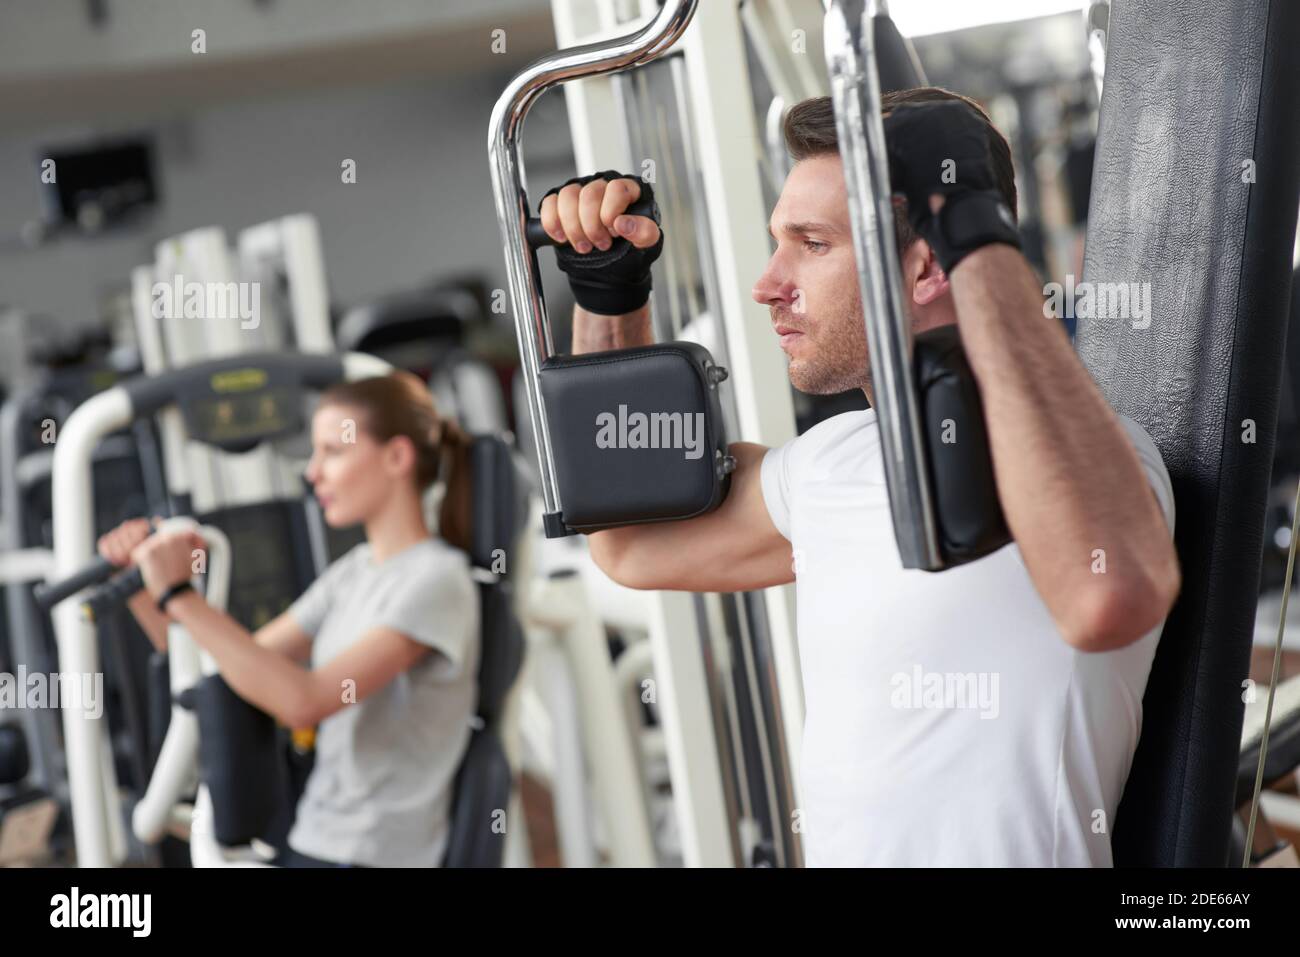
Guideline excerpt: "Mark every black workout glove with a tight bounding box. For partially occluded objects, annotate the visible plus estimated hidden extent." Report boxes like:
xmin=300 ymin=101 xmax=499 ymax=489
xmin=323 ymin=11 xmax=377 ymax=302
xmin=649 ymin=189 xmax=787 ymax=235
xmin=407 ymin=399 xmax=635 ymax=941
xmin=540 ymin=171 xmax=664 ymax=316
xmin=883 ymin=101 xmax=1020 ymax=274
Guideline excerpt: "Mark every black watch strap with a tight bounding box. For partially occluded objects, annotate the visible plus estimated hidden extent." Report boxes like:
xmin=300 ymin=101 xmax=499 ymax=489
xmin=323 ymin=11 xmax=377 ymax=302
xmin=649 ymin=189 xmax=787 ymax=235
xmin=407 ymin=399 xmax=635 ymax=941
xmin=157 ymin=580 xmax=194 ymax=613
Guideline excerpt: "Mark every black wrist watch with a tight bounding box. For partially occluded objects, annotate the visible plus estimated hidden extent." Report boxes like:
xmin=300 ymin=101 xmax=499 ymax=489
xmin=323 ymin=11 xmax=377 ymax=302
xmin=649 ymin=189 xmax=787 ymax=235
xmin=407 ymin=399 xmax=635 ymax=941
xmin=156 ymin=580 xmax=194 ymax=614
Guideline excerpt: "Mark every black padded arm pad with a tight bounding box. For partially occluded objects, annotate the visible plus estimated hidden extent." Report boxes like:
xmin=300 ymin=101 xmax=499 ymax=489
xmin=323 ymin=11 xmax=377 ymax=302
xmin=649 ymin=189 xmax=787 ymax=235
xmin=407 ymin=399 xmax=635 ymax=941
xmin=193 ymin=674 xmax=288 ymax=847
xmin=914 ymin=325 xmax=1009 ymax=564
xmin=538 ymin=342 xmax=732 ymax=534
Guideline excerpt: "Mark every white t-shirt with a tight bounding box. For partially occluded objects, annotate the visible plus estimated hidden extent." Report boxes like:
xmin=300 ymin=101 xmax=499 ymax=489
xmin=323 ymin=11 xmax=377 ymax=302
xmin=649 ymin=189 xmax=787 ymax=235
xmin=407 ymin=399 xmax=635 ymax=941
xmin=760 ymin=409 xmax=1175 ymax=867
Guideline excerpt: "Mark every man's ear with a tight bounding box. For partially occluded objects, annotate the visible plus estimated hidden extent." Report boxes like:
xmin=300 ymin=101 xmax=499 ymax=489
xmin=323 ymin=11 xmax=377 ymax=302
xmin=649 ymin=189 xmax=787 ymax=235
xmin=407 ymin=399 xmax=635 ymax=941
xmin=906 ymin=239 xmax=951 ymax=307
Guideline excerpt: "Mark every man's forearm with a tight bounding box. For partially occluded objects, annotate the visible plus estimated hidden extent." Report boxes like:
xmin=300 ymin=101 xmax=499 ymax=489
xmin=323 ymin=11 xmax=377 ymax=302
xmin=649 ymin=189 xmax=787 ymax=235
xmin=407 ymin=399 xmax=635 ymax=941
xmin=948 ymin=245 xmax=1179 ymax=647
xmin=572 ymin=303 xmax=652 ymax=354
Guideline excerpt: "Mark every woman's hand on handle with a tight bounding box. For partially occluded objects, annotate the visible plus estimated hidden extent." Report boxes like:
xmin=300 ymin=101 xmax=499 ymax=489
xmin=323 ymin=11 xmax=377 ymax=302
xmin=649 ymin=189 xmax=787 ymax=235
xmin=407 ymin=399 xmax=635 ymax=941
xmin=131 ymin=527 xmax=208 ymax=604
xmin=95 ymin=516 xmax=178 ymax=654
xmin=96 ymin=517 xmax=154 ymax=570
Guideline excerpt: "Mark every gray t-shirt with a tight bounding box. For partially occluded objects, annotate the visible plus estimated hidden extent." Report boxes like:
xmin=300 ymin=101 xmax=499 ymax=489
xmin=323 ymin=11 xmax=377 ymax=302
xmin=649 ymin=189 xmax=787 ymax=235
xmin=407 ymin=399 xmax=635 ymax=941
xmin=286 ymin=537 xmax=479 ymax=867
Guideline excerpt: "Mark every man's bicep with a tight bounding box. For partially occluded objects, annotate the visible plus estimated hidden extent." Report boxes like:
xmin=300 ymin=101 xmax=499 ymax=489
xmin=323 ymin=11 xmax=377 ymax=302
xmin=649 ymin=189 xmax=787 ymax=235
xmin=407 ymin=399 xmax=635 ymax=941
xmin=724 ymin=442 xmax=797 ymax=589
xmin=658 ymin=442 xmax=794 ymax=592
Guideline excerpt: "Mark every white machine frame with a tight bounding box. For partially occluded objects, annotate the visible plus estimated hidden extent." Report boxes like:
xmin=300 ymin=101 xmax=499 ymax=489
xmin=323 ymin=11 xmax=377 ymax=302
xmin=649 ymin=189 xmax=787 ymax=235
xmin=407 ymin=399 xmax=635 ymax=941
xmin=547 ymin=0 xmax=814 ymax=866
xmin=134 ymin=215 xmax=337 ymax=514
xmin=49 ymin=351 xmax=388 ymax=867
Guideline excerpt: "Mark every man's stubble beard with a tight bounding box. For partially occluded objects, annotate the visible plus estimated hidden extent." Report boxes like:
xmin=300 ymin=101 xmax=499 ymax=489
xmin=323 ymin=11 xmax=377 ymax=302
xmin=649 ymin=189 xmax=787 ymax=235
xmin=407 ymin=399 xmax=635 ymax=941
xmin=782 ymin=295 xmax=871 ymax=397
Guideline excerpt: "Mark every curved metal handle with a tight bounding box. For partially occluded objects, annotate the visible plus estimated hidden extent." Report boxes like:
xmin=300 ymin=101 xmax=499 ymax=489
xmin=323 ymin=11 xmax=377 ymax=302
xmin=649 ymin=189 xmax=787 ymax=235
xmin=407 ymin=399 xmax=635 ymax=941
xmin=34 ymin=555 xmax=118 ymax=613
xmin=525 ymin=185 xmax=659 ymax=250
xmin=487 ymin=0 xmax=700 ymax=522
xmin=824 ymin=0 xmax=941 ymax=569
xmin=131 ymin=519 xmax=231 ymax=847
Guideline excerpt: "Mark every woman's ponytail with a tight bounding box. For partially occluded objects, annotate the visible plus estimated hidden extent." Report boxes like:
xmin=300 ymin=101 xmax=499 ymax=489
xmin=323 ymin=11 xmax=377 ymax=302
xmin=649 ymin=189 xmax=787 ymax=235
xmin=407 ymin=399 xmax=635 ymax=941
xmin=435 ymin=417 xmax=474 ymax=555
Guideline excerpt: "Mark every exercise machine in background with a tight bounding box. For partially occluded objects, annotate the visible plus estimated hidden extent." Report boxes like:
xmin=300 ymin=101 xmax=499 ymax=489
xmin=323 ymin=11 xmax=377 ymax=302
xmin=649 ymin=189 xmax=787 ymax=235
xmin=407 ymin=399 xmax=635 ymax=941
xmin=336 ymin=286 xmax=509 ymax=437
xmin=0 ymin=352 xmax=167 ymax=864
xmin=42 ymin=350 xmax=381 ymax=866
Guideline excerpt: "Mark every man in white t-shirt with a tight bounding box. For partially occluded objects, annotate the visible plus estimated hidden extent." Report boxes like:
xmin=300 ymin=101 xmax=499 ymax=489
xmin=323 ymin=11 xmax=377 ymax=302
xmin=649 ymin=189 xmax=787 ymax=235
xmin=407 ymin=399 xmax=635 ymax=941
xmin=534 ymin=87 xmax=1181 ymax=866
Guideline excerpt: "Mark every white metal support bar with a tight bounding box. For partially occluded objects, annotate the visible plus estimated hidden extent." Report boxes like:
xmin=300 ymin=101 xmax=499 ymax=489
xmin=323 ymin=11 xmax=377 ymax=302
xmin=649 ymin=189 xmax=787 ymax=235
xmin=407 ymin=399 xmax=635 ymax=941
xmin=741 ymin=0 xmax=831 ymax=106
xmin=552 ymin=0 xmax=636 ymax=175
xmin=545 ymin=0 xmax=743 ymax=869
xmin=50 ymin=386 xmax=134 ymax=867
xmin=680 ymin=0 xmax=806 ymax=819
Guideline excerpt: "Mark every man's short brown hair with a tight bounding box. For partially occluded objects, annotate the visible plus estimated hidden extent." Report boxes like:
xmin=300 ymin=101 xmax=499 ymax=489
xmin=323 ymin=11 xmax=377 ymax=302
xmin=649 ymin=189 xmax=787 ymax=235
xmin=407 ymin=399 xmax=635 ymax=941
xmin=782 ymin=87 xmax=1018 ymax=252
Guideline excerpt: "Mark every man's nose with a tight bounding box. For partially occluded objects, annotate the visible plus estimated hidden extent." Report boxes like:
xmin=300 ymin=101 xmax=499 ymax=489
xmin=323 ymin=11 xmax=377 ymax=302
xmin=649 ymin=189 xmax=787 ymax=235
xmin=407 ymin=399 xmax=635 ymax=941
xmin=752 ymin=259 xmax=798 ymax=307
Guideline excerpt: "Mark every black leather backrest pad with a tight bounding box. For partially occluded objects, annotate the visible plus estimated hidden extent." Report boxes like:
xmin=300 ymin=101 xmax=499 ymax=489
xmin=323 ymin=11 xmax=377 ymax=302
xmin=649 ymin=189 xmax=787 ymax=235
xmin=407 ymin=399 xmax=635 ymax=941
xmin=469 ymin=436 xmax=528 ymax=570
xmin=467 ymin=435 xmax=527 ymax=723
xmin=442 ymin=728 xmax=510 ymax=867
xmin=1077 ymin=0 xmax=1300 ymax=866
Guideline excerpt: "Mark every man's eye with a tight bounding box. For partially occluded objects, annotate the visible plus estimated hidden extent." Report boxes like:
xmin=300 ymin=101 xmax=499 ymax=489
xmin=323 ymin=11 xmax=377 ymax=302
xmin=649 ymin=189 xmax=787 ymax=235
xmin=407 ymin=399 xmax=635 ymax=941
xmin=803 ymin=239 xmax=828 ymax=253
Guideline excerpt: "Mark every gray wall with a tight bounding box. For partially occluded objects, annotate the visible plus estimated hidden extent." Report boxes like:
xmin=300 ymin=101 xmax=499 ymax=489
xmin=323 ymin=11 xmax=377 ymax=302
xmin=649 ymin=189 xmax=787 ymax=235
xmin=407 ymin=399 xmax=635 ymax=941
xmin=0 ymin=67 xmax=577 ymax=355
xmin=0 ymin=0 xmax=548 ymax=77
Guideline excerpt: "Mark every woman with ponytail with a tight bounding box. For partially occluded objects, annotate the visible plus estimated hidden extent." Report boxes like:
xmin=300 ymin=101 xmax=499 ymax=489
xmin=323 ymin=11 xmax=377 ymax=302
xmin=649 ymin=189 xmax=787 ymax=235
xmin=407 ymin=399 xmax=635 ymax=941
xmin=96 ymin=371 xmax=480 ymax=867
